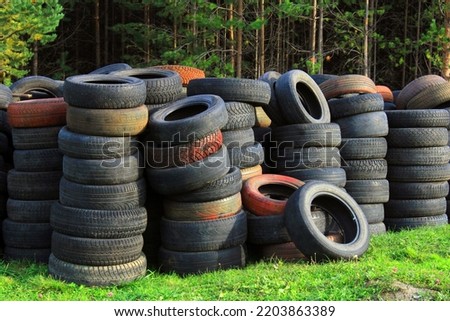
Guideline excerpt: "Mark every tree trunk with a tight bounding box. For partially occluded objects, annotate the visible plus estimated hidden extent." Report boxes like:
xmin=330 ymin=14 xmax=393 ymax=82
xmin=95 ymin=0 xmax=101 ymax=68
xmin=363 ymin=0 xmax=370 ymax=77
xmin=318 ymin=0 xmax=324 ymax=73
xmin=228 ymin=3 xmax=235 ymax=75
xmin=259 ymin=0 xmax=265 ymax=76
xmin=443 ymin=0 xmax=450 ymax=79
xmin=32 ymin=41 xmax=38 ymax=75
xmin=310 ymin=0 xmax=317 ymax=74
xmin=104 ymin=0 xmax=109 ymax=64
xmin=276 ymin=0 xmax=282 ymax=71
xmin=236 ymin=0 xmax=243 ymax=77
xmin=402 ymin=0 xmax=409 ymax=87
xmin=144 ymin=4 xmax=151 ymax=64
xmin=415 ymin=0 xmax=422 ymax=78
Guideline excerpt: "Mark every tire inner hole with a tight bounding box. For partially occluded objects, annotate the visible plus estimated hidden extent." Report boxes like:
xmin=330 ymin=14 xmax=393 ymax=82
xmin=258 ymin=184 xmax=297 ymax=201
xmin=86 ymin=80 xmax=128 ymax=84
xmin=296 ymin=83 xmax=322 ymax=119
xmin=164 ymin=104 xmax=208 ymax=121
xmin=131 ymin=73 xmax=166 ymax=80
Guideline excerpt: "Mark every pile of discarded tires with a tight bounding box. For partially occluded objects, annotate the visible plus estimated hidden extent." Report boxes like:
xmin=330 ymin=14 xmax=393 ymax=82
xmin=48 ymin=74 xmax=149 ymax=286
xmin=3 ymin=98 xmax=66 ymax=262
xmin=321 ymin=75 xmax=390 ymax=235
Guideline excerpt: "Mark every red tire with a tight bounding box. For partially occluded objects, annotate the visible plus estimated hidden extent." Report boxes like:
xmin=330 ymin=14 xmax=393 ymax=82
xmin=7 ymin=97 xmax=67 ymax=128
xmin=375 ymin=85 xmax=394 ymax=102
xmin=153 ymin=65 xmax=206 ymax=86
xmin=241 ymin=174 xmax=305 ymax=216
xmin=319 ymin=75 xmax=377 ymax=100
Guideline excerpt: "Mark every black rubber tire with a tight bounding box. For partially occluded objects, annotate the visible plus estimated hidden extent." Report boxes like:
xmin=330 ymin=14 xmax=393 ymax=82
xmin=386 ymin=128 xmax=448 ymax=148
xmin=246 ymin=210 xmax=333 ymax=245
xmin=395 ymin=75 xmax=447 ymax=109
xmin=222 ymin=102 xmax=256 ymax=130
xmin=342 ymin=159 xmax=388 ymax=180
xmin=111 ymin=68 xmax=183 ymax=105
xmin=389 ymin=181 xmax=449 ymax=200
xmin=387 ymin=164 xmax=450 ymax=182
xmin=7 ymin=170 xmax=62 ymax=200
xmin=275 ymin=69 xmax=331 ymax=124
xmin=284 ymin=181 xmax=370 ymax=260
xmin=328 ymin=93 xmax=384 ymax=119
xmin=187 ymin=78 xmax=271 ymax=106
xmin=359 ymin=203 xmax=385 ymax=224
xmin=158 ymin=245 xmax=245 ymax=275
xmin=7 ymin=199 xmax=56 ymax=223
xmin=160 ymin=210 xmax=247 ymax=252
xmin=13 ymin=148 xmax=63 ymax=172
xmin=258 ymin=71 xmax=286 ymax=125
xmin=2 ymin=219 xmax=52 ymax=248
xmin=11 ymin=126 xmax=61 ymax=150
xmin=147 ymin=94 xmax=228 ymax=143
xmin=310 ymin=74 xmax=338 ymax=85
xmin=369 ymin=222 xmax=387 ymax=235
xmin=228 ymin=142 xmax=264 ymax=168
xmin=340 ymin=137 xmax=387 ymax=160
xmin=52 ymin=232 xmax=144 ymax=266
xmin=384 ymin=198 xmax=446 ymax=218
xmin=145 ymin=145 xmax=230 ymax=195
xmin=88 ymin=63 xmax=132 ymax=74
xmin=59 ymin=177 xmax=147 ymax=210
xmin=222 ymin=128 xmax=255 ymax=147
xmin=279 ymin=167 xmax=347 ymax=187
xmin=0 ymin=84 xmax=13 ymax=108
xmin=3 ymin=247 xmax=50 ymax=263
xmin=344 ymin=179 xmax=389 ymax=204
xmin=168 ymin=166 xmax=242 ymax=202
xmin=0 ymin=110 xmax=11 ymax=135
xmin=48 ymin=252 xmax=147 ymax=286
xmin=333 ymin=111 xmax=389 ymax=138
xmin=63 ymin=74 xmax=147 ymax=109
xmin=50 ymin=202 xmax=147 ymax=239
xmin=275 ymin=147 xmax=341 ymax=171
xmin=385 ymin=109 xmax=450 ymax=128
xmin=10 ymin=76 xmax=63 ymax=100
xmin=271 ymin=123 xmax=341 ymax=148
xmin=384 ymin=214 xmax=448 ymax=231
xmin=62 ymin=152 xmax=144 ymax=185
xmin=385 ymin=146 xmax=450 ymax=166
xmin=58 ymin=126 xmax=140 ymax=159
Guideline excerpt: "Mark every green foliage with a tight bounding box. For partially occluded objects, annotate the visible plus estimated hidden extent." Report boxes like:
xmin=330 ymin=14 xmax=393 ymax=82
xmin=0 ymin=0 xmax=64 ymax=84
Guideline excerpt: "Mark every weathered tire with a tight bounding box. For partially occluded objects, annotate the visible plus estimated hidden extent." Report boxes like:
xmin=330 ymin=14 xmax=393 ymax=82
xmin=275 ymin=147 xmax=341 ymax=171
xmin=67 ymin=104 xmax=148 ymax=137
xmin=228 ymin=142 xmax=265 ymax=168
xmin=52 ymin=232 xmax=143 ymax=266
xmin=7 ymin=199 xmax=56 ymax=223
xmin=258 ymin=71 xmax=285 ymax=125
xmin=222 ymin=128 xmax=255 ymax=147
xmin=384 ymin=214 xmax=448 ymax=231
xmin=386 ymin=128 xmax=448 ymax=148
xmin=13 ymin=148 xmax=63 ymax=172
xmin=0 ymin=84 xmax=13 ymax=109
xmin=160 ymin=210 xmax=247 ymax=252
xmin=284 ymin=181 xmax=370 ymax=260
xmin=387 ymin=164 xmax=450 ymax=182
xmin=2 ymin=219 xmax=52 ymax=248
xmin=153 ymin=65 xmax=205 ymax=86
xmin=59 ymin=177 xmax=147 ymax=210
xmin=12 ymin=126 xmax=61 ymax=150
xmin=406 ymin=81 xmax=450 ymax=110
xmin=254 ymin=106 xmax=272 ymax=128
xmin=158 ymin=245 xmax=245 ymax=275
xmin=279 ymin=167 xmax=347 ymax=187
xmin=389 ymin=181 xmax=449 ymax=200
xmin=369 ymin=222 xmax=387 ymax=235
xmin=340 ymin=137 xmax=387 ymax=160
xmin=241 ymin=165 xmax=263 ymax=181
xmin=111 ymin=68 xmax=183 ymax=104
xmin=385 ymin=109 xmax=450 ymax=128
xmin=395 ymin=75 xmax=447 ymax=109
xmin=376 ymin=85 xmax=394 ymax=102
xmin=384 ymin=198 xmax=446 ymax=218
xmin=187 ymin=78 xmax=271 ymax=106
xmin=333 ymin=111 xmax=389 ymax=138
xmin=385 ymin=146 xmax=450 ymax=166
xmin=147 ymin=94 xmax=227 ymax=143
xmin=241 ymin=174 xmax=305 ymax=216
xmin=275 ymin=69 xmax=331 ymax=124
xmin=7 ymin=170 xmax=62 ymax=200
xmin=58 ymin=126 xmax=140 ymax=159
xmin=344 ymin=179 xmax=390 ymax=204
xmin=62 ymin=152 xmax=144 ymax=185
xmin=7 ymin=97 xmax=67 ymax=128
xmin=342 ymin=159 xmax=388 ymax=180
xmin=50 ymin=203 xmax=147 ymax=239
xmin=145 ymin=145 xmax=230 ymax=195
xmin=88 ymin=63 xmax=132 ymax=74
xmin=328 ymin=93 xmax=384 ymax=119
xmin=168 ymin=166 xmax=242 ymax=202
xmin=271 ymin=123 xmax=341 ymax=148
xmin=10 ymin=76 xmax=63 ymax=101
xmin=222 ymin=102 xmax=256 ymax=130
xmin=319 ymin=74 xmax=377 ymax=100
xmin=48 ymin=252 xmax=147 ymax=286
xmin=63 ymin=74 xmax=147 ymax=109
xmin=359 ymin=203 xmax=385 ymax=224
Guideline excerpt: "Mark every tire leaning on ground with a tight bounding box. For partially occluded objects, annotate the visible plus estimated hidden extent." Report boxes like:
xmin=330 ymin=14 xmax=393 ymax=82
xmin=284 ymin=181 xmax=370 ymax=260
xmin=274 ymin=69 xmax=331 ymax=124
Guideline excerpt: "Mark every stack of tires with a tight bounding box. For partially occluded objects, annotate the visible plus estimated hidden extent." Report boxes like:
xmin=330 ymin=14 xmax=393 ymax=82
xmin=186 ymin=78 xmax=271 ymax=182
xmin=259 ymin=70 xmax=344 ymax=188
xmin=320 ymin=75 xmax=389 ymax=235
xmin=48 ymin=74 xmax=149 ymax=286
xmin=3 ymin=98 xmax=66 ymax=262
xmin=112 ymin=67 xmax=183 ymax=111
xmin=384 ymin=109 xmax=450 ymax=230
xmin=145 ymin=94 xmax=247 ymax=275
xmin=0 ymin=84 xmax=13 ymax=257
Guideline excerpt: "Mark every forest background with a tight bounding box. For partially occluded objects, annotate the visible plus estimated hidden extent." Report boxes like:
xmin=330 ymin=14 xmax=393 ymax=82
xmin=2 ymin=0 xmax=450 ymax=90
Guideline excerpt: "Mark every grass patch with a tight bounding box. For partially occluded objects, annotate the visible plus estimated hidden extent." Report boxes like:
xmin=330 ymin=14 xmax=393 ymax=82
xmin=0 ymin=225 xmax=449 ymax=301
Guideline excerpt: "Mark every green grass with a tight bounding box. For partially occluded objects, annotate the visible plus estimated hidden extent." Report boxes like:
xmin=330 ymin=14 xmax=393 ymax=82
xmin=0 ymin=224 xmax=449 ymax=301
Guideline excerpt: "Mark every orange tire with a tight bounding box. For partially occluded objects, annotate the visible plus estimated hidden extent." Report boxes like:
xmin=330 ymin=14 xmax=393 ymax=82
xmin=153 ymin=65 xmax=205 ymax=86
xmin=7 ymin=97 xmax=67 ymax=128
xmin=241 ymin=174 xmax=305 ymax=216
xmin=319 ymin=74 xmax=377 ymax=100
xmin=375 ymin=85 xmax=394 ymax=102
xmin=240 ymin=165 xmax=263 ymax=182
